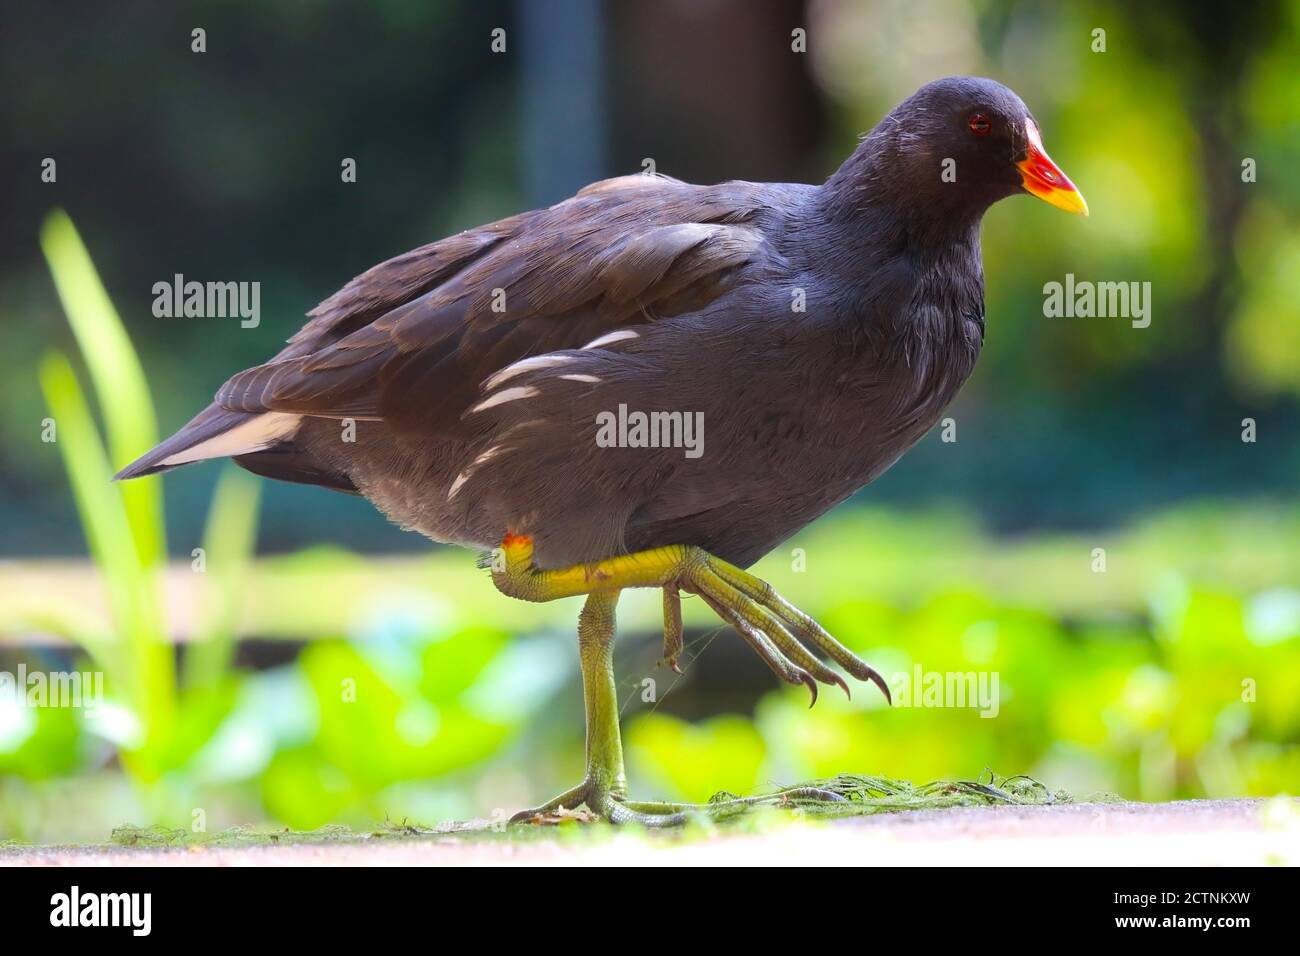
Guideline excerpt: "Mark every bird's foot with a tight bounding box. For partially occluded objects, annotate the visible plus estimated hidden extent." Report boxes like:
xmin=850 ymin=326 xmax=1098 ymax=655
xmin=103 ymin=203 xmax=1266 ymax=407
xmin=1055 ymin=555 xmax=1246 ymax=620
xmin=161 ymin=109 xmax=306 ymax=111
xmin=494 ymin=576 xmax=872 ymax=830
xmin=511 ymin=780 xmax=849 ymax=828
xmin=510 ymin=779 xmax=687 ymax=828
xmin=507 ymin=781 xmax=596 ymax=824
xmin=668 ymin=550 xmax=891 ymax=706
xmin=490 ymin=535 xmax=890 ymax=705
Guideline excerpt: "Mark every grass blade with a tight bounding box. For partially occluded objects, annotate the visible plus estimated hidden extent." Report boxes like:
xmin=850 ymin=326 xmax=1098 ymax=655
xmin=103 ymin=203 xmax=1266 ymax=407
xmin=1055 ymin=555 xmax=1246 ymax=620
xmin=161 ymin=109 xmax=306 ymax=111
xmin=40 ymin=209 xmax=164 ymax=569
xmin=38 ymin=352 xmax=174 ymax=768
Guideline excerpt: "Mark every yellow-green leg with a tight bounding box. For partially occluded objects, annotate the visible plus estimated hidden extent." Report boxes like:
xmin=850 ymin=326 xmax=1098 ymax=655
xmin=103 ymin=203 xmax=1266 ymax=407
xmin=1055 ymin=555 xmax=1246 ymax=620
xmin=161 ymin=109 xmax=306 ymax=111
xmin=509 ymin=589 xmax=690 ymax=827
xmin=499 ymin=533 xmax=889 ymax=827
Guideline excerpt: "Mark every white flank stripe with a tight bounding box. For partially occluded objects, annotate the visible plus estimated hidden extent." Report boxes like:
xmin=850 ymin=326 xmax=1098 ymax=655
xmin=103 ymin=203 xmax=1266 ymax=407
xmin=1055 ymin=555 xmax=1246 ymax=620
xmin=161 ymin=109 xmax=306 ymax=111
xmin=484 ymin=354 xmax=573 ymax=390
xmin=470 ymin=386 xmax=538 ymax=413
xmin=581 ymin=329 xmax=638 ymax=349
xmin=447 ymin=471 xmax=471 ymax=500
xmin=473 ymin=445 xmax=504 ymax=465
xmin=559 ymin=374 xmax=600 ymax=383
xmin=447 ymin=445 xmax=505 ymax=501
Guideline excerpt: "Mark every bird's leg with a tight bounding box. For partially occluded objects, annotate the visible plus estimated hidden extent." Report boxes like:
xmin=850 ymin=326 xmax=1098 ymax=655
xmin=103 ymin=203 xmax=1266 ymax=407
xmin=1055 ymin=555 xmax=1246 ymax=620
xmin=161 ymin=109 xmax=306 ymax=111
xmin=509 ymin=589 xmax=690 ymax=827
xmin=576 ymin=589 xmax=627 ymax=801
xmin=506 ymin=586 xmax=849 ymax=826
xmin=492 ymin=533 xmax=890 ymax=706
xmin=497 ymin=532 xmax=889 ymax=826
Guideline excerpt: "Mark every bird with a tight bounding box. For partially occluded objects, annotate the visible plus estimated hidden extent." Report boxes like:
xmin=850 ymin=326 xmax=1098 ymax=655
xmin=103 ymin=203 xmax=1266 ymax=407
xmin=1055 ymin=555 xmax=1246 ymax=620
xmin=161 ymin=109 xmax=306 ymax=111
xmin=118 ymin=76 xmax=1086 ymax=826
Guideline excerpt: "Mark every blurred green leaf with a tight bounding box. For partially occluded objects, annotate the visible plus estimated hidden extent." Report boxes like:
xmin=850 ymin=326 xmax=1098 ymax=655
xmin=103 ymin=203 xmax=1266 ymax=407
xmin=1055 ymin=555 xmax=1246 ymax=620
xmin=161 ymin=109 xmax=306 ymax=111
xmin=419 ymin=626 xmax=508 ymax=702
xmin=262 ymin=745 xmax=359 ymax=830
xmin=0 ymin=694 xmax=82 ymax=778
xmin=301 ymin=639 xmax=511 ymax=791
xmin=185 ymin=467 xmax=262 ymax=689
xmin=627 ymin=713 xmax=766 ymax=803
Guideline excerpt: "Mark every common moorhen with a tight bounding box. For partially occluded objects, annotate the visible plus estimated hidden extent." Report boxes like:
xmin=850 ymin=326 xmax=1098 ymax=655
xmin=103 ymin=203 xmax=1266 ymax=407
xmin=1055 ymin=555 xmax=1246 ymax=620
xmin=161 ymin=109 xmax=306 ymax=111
xmin=119 ymin=76 xmax=1087 ymax=825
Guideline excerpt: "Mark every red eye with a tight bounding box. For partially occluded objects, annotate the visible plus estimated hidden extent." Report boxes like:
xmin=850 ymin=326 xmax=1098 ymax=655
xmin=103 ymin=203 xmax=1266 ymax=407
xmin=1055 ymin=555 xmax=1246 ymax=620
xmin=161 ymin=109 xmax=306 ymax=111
xmin=969 ymin=113 xmax=991 ymax=136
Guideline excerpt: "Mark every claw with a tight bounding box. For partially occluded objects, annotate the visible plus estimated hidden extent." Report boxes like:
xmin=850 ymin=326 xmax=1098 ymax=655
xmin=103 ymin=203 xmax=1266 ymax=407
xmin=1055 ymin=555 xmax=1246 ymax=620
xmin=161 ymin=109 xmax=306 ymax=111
xmin=830 ymin=671 xmax=852 ymax=701
xmin=860 ymin=665 xmax=892 ymax=705
xmin=798 ymin=670 xmax=818 ymax=708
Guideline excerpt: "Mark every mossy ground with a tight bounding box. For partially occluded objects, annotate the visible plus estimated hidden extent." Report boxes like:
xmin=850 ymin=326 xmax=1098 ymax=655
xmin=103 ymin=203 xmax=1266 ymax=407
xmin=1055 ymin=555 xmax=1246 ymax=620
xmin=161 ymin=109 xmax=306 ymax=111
xmin=92 ymin=771 xmax=1110 ymax=850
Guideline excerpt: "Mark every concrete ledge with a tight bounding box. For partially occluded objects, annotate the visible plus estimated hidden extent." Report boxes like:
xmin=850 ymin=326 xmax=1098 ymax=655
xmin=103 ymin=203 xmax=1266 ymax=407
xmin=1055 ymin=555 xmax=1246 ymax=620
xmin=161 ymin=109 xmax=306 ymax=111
xmin=2 ymin=799 xmax=1296 ymax=866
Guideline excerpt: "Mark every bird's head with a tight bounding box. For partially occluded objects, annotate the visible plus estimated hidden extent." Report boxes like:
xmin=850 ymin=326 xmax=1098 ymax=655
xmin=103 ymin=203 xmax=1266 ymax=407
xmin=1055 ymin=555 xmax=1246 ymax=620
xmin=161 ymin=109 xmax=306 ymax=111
xmin=830 ymin=76 xmax=1088 ymax=223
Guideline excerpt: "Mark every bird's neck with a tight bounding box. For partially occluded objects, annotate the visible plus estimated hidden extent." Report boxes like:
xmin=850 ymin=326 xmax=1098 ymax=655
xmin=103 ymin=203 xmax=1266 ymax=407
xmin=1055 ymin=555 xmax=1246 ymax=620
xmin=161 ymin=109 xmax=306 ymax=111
xmin=803 ymin=147 xmax=986 ymax=334
xmin=818 ymin=128 xmax=989 ymax=257
xmin=799 ymin=138 xmax=988 ymax=357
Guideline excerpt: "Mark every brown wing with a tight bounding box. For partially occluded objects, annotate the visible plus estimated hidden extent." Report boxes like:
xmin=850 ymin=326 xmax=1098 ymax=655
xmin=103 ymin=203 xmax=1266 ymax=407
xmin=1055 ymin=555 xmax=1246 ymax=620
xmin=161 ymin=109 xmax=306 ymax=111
xmin=216 ymin=174 xmax=772 ymax=437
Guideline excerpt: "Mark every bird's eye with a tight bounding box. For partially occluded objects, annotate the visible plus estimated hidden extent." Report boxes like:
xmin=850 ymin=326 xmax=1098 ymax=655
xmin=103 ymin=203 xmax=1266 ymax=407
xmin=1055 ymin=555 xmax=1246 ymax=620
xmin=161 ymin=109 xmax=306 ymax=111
xmin=968 ymin=113 xmax=991 ymax=136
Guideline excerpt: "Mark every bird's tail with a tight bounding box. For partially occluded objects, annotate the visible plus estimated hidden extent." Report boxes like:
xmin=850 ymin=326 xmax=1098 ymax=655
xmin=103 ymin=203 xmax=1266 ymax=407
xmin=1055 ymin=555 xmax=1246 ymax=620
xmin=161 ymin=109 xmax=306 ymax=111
xmin=114 ymin=404 xmax=301 ymax=480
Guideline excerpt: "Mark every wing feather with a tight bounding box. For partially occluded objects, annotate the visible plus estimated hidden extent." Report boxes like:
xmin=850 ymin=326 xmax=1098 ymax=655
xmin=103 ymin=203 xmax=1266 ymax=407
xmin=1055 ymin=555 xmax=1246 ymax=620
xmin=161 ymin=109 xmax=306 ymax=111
xmin=214 ymin=175 xmax=773 ymax=436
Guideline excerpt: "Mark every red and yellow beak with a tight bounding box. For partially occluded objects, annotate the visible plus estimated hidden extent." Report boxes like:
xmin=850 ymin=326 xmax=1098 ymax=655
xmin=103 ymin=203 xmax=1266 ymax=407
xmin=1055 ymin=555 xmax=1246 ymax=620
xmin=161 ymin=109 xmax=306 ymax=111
xmin=1018 ymin=119 xmax=1088 ymax=216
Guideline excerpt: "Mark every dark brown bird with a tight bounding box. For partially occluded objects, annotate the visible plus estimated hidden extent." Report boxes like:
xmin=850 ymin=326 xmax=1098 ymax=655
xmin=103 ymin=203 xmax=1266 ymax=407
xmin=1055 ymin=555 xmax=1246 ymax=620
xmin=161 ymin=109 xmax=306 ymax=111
xmin=119 ymin=77 xmax=1086 ymax=825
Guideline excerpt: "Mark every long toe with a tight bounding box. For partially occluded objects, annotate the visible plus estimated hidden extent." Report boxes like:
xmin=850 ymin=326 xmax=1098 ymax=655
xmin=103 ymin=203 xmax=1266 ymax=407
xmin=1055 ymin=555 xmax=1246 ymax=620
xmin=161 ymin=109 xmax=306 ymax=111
xmin=682 ymin=555 xmax=882 ymax=704
xmin=509 ymin=781 xmax=592 ymax=824
xmin=706 ymin=557 xmax=892 ymax=703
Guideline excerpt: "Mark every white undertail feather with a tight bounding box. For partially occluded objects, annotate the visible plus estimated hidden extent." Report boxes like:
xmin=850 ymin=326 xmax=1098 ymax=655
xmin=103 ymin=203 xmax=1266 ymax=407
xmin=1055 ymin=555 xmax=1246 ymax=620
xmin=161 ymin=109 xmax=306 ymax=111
xmin=159 ymin=412 xmax=303 ymax=467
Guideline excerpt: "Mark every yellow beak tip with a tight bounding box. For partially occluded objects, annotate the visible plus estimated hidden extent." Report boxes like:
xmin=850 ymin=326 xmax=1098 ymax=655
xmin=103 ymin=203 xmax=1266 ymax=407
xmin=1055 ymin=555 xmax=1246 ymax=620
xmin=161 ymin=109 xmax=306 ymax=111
xmin=1027 ymin=185 xmax=1089 ymax=217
